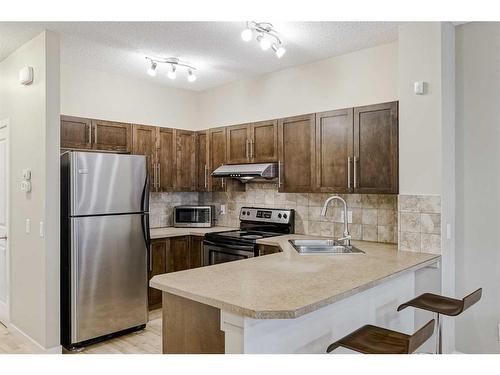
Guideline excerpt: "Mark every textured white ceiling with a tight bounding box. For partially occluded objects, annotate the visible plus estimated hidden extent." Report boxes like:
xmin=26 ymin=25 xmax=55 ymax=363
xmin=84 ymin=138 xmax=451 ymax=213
xmin=0 ymin=22 xmax=399 ymax=91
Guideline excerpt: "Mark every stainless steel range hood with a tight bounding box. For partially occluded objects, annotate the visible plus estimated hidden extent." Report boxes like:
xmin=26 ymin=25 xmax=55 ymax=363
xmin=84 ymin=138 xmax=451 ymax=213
xmin=211 ymin=163 xmax=277 ymax=183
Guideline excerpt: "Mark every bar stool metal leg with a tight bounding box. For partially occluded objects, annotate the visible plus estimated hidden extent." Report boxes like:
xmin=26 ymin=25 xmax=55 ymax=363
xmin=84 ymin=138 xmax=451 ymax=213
xmin=435 ymin=313 xmax=442 ymax=354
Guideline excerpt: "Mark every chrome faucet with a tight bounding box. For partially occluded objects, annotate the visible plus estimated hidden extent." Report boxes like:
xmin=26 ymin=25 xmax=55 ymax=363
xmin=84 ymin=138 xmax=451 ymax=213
xmin=321 ymin=195 xmax=351 ymax=246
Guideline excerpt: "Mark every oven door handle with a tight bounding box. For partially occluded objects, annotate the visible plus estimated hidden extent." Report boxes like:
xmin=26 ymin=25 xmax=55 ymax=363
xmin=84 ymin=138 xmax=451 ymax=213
xmin=203 ymin=239 xmax=255 ymax=251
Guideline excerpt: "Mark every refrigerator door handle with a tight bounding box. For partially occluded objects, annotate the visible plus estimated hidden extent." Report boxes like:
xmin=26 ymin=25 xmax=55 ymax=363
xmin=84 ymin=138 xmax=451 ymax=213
xmin=141 ymin=214 xmax=151 ymax=271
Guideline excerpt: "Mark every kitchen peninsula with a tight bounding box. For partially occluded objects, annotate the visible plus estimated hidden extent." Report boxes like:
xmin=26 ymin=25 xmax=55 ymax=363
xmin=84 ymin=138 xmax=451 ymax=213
xmin=150 ymin=236 xmax=440 ymax=354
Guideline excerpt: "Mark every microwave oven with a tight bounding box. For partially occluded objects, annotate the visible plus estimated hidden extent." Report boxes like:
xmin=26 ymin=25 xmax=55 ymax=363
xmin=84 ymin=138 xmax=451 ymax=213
xmin=173 ymin=205 xmax=215 ymax=228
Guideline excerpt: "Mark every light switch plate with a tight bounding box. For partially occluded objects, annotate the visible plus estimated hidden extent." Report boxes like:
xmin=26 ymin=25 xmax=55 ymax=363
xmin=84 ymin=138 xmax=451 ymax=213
xmin=220 ymin=204 xmax=226 ymax=215
xmin=25 ymin=219 xmax=30 ymax=234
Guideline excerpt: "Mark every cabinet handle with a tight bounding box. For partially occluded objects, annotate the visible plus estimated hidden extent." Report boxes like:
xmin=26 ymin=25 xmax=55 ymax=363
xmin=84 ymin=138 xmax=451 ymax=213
xmin=149 ymin=245 xmax=152 ymax=272
xmin=204 ymin=164 xmax=208 ymax=188
xmin=153 ymin=162 xmax=157 ymax=190
xmin=278 ymin=160 xmax=282 ymax=188
xmin=246 ymin=139 xmax=249 ymax=160
xmin=251 ymin=139 xmax=254 ymax=159
xmin=158 ymin=163 xmax=161 ymax=189
xmin=88 ymin=124 xmax=92 ymax=145
xmin=94 ymin=125 xmax=97 ymax=145
xmin=347 ymin=157 xmax=352 ymax=190
xmin=353 ymin=156 xmax=358 ymax=189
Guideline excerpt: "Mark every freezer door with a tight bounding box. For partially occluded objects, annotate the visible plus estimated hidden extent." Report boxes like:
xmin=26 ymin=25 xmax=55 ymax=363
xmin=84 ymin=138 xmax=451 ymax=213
xmin=71 ymin=152 xmax=148 ymax=216
xmin=70 ymin=214 xmax=148 ymax=344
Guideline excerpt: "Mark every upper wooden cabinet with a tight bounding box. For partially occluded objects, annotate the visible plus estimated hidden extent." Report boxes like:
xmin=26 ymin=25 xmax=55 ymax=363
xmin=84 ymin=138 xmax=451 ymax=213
xmin=92 ymin=119 xmax=132 ymax=153
xmin=353 ymin=101 xmax=398 ymax=194
xmin=226 ymin=120 xmax=278 ymax=164
xmin=226 ymin=124 xmax=251 ymax=164
xmin=278 ymin=114 xmax=316 ymax=193
xmin=132 ymin=124 xmax=158 ymax=191
xmin=174 ymin=129 xmax=196 ymax=191
xmin=250 ymin=120 xmax=278 ymax=163
xmin=61 ymin=116 xmax=132 ymax=153
xmin=61 ymin=115 xmax=93 ymax=150
xmin=315 ymin=108 xmax=354 ymax=193
xmin=196 ymin=131 xmax=209 ymax=192
xmin=208 ymin=127 xmax=227 ymax=192
xmin=157 ymin=128 xmax=175 ymax=192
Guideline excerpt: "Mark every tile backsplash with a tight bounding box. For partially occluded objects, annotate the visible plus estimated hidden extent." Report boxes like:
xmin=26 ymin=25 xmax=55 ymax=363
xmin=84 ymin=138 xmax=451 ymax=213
xmin=398 ymin=195 xmax=441 ymax=254
xmin=199 ymin=183 xmax=398 ymax=244
xmin=148 ymin=186 xmax=442 ymax=251
xmin=149 ymin=192 xmax=198 ymax=228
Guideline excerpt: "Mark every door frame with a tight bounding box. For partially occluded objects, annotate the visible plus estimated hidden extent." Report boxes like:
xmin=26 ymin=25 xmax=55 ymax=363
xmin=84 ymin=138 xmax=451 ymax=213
xmin=0 ymin=118 xmax=10 ymax=326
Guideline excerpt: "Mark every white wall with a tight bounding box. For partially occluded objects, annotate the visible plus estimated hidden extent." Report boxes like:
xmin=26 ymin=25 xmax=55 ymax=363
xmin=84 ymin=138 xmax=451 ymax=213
xmin=0 ymin=31 xmax=61 ymax=352
xmin=197 ymin=42 xmax=398 ymax=128
xmin=398 ymin=23 xmax=443 ymax=195
xmin=61 ymin=64 xmax=199 ymax=130
xmin=455 ymin=22 xmax=500 ymax=354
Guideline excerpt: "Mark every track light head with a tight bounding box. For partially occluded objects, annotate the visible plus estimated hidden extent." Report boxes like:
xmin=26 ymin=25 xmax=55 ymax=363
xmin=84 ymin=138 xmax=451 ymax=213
xmin=167 ymin=64 xmax=177 ymax=80
xmin=147 ymin=60 xmax=157 ymax=76
xmin=272 ymin=43 xmax=286 ymax=58
xmin=241 ymin=27 xmax=253 ymax=42
xmin=257 ymin=34 xmax=271 ymax=51
xmin=187 ymin=69 xmax=197 ymax=82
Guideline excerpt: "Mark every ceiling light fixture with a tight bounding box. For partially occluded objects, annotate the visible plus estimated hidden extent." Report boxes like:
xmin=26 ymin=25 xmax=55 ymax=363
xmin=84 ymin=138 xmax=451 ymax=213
xmin=241 ymin=21 xmax=286 ymax=58
xmin=144 ymin=57 xmax=198 ymax=83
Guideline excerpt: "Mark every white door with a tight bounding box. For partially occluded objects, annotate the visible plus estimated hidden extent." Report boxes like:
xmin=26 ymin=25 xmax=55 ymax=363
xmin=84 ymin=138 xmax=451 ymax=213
xmin=0 ymin=120 xmax=9 ymax=325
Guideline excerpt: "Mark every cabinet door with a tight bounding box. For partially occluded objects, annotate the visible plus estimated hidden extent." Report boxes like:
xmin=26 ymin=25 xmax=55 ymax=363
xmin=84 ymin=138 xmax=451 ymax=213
xmin=60 ymin=115 xmax=93 ymax=150
xmin=174 ymin=130 xmax=196 ymax=191
xmin=277 ymin=114 xmax=316 ymax=192
xmin=189 ymin=236 xmax=203 ymax=269
xmin=353 ymin=101 xmax=398 ymax=194
xmin=226 ymin=124 xmax=250 ymax=164
xmin=132 ymin=125 xmax=158 ymax=191
xmin=157 ymin=127 xmax=175 ymax=192
xmin=148 ymin=239 xmax=167 ymax=309
xmin=196 ymin=131 xmax=208 ymax=192
xmin=208 ymin=127 xmax=227 ymax=192
xmin=92 ymin=119 xmax=132 ymax=152
xmin=315 ymin=109 xmax=353 ymax=193
xmin=167 ymin=236 xmax=190 ymax=273
xmin=250 ymin=120 xmax=278 ymax=163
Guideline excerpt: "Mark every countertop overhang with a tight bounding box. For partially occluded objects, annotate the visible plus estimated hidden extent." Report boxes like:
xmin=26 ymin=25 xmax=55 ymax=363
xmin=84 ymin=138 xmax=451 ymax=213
xmin=150 ymin=226 xmax=237 ymax=239
xmin=150 ymin=235 xmax=440 ymax=319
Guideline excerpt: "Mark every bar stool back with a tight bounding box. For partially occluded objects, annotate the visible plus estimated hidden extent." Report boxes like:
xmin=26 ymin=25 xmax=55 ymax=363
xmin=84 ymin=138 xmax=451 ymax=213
xmin=397 ymin=288 xmax=482 ymax=353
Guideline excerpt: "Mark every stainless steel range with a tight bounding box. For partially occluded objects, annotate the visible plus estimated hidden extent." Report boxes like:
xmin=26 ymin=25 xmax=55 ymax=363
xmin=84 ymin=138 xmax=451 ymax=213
xmin=203 ymin=207 xmax=294 ymax=266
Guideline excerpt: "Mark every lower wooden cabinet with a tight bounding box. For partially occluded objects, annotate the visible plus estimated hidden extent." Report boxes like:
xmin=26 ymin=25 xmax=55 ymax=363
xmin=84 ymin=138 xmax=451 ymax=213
xmin=148 ymin=239 xmax=168 ymax=310
xmin=148 ymin=235 xmax=204 ymax=310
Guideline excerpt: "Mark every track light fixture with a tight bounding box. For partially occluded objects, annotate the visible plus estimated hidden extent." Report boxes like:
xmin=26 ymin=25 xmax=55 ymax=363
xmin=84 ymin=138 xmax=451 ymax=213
xmin=241 ymin=21 xmax=286 ymax=58
xmin=145 ymin=57 xmax=198 ymax=83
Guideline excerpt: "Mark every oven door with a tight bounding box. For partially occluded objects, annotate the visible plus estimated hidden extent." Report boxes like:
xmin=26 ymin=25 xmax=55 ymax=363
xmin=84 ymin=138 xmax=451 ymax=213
xmin=203 ymin=240 xmax=256 ymax=266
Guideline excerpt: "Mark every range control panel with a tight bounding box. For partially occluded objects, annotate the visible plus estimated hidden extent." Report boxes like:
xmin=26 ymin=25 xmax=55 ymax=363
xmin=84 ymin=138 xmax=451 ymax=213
xmin=239 ymin=207 xmax=294 ymax=224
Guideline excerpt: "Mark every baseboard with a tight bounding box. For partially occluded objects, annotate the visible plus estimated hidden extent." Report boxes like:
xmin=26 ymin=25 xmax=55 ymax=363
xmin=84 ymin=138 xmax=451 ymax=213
xmin=8 ymin=323 xmax=62 ymax=354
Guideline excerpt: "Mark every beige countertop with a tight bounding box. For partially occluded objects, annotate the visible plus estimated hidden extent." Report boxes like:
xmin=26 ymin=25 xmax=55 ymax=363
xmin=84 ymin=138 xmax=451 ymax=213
xmin=150 ymin=226 xmax=237 ymax=239
xmin=150 ymin=234 xmax=440 ymax=319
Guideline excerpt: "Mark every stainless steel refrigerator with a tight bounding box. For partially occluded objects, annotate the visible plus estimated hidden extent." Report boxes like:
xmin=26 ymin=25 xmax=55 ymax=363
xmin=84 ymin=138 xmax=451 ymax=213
xmin=61 ymin=151 xmax=150 ymax=349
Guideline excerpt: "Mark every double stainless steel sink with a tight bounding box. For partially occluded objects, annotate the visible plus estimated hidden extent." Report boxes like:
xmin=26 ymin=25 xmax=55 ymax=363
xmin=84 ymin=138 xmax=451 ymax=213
xmin=289 ymin=239 xmax=365 ymax=255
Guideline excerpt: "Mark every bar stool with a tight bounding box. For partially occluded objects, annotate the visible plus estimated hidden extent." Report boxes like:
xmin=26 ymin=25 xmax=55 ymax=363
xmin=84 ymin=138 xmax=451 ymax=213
xmin=326 ymin=319 xmax=435 ymax=354
xmin=397 ymin=288 xmax=482 ymax=354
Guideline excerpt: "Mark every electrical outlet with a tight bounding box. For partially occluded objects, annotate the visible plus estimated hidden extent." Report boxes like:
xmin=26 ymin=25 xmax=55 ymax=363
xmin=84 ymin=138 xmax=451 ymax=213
xmin=25 ymin=219 xmax=30 ymax=234
xmin=220 ymin=204 xmax=226 ymax=215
